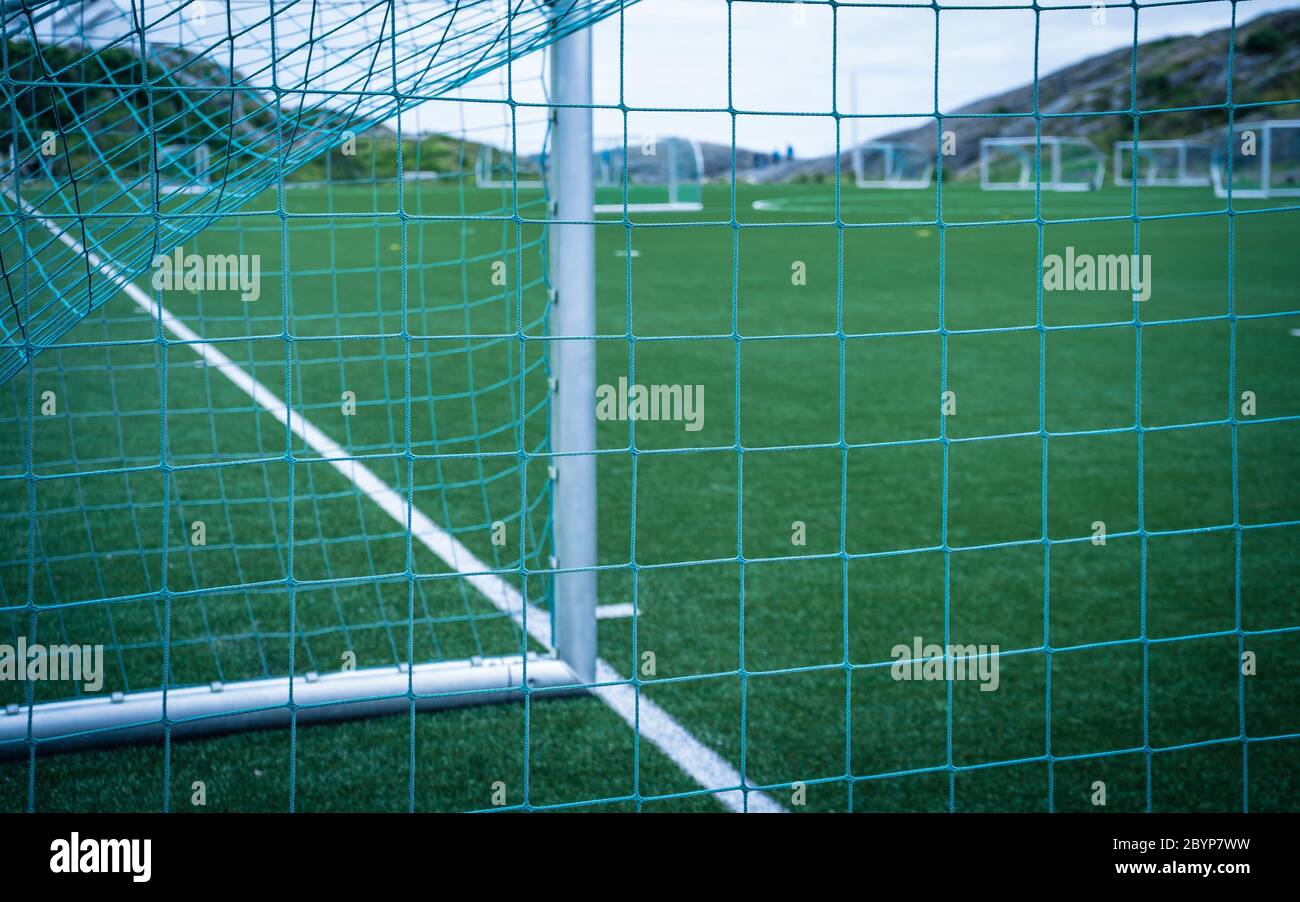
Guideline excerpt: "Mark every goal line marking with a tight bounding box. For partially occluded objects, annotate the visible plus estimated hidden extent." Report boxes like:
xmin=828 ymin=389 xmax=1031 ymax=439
xmin=7 ymin=190 xmax=785 ymax=814
xmin=596 ymin=602 xmax=636 ymax=619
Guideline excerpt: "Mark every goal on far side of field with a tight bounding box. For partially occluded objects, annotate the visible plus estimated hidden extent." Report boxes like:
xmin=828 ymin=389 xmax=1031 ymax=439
xmin=1212 ymin=119 xmax=1300 ymax=199
xmin=852 ymin=141 xmax=934 ymax=190
xmin=1113 ymin=139 xmax=1212 ymax=187
xmin=979 ymin=136 xmax=1105 ymax=192
xmin=592 ymin=134 xmax=704 ymax=212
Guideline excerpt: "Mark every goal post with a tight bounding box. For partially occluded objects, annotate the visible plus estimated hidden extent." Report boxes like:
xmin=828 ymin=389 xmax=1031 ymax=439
xmin=852 ymin=141 xmax=933 ymax=189
xmin=1212 ymin=119 xmax=1300 ymax=199
xmin=979 ymin=136 xmax=1104 ymax=191
xmin=1113 ymin=139 xmax=1212 ymax=187
xmin=549 ymin=13 xmax=599 ymax=686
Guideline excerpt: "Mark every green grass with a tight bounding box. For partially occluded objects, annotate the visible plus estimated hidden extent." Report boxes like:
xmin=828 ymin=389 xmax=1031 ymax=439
xmin=1 ymin=179 xmax=1297 ymax=812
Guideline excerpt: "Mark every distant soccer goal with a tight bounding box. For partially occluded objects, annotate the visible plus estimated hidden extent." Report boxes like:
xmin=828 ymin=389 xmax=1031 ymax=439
xmin=1212 ymin=120 xmax=1300 ymax=199
xmin=593 ymin=135 xmax=704 ymax=212
xmin=980 ymin=136 xmax=1104 ymax=192
xmin=474 ymin=143 xmax=546 ymax=190
xmin=852 ymin=141 xmax=933 ymax=189
xmin=154 ymin=143 xmax=212 ymax=196
xmin=1114 ymin=140 xmax=1212 ymax=187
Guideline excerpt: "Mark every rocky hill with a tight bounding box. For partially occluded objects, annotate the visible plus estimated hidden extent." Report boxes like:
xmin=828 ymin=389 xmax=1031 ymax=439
xmin=746 ymin=6 xmax=1300 ymax=183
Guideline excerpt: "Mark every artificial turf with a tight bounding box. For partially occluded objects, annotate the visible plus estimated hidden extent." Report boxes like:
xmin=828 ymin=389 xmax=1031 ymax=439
xmin=1 ymin=179 xmax=1296 ymax=811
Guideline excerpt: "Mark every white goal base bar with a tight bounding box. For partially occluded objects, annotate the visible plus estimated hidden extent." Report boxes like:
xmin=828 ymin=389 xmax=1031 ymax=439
xmin=0 ymin=654 xmax=583 ymax=758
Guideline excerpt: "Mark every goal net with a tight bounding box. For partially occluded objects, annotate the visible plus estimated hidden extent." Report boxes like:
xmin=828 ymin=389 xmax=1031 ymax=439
xmin=979 ymin=136 xmax=1104 ymax=192
xmin=1212 ymin=119 xmax=1300 ymax=198
xmin=852 ymin=141 xmax=933 ymax=190
xmin=0 ymin=0 xmax=618 ymax=759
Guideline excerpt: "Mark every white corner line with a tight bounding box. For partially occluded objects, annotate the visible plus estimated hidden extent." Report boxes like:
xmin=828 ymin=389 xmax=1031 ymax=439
xmin=8 ymin=190 xmax=785 ymax=814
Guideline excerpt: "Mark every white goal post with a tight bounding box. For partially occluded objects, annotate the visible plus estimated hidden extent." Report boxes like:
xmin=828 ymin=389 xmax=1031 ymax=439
xmin=980 ymin=136 xmax=1104 ymax=192
xmin=1113 ymin=139 xmax=1212 ymax=187
xmin=852 ymin=141 xmax=933 ymax=189
xmin=1212 ymin=119 xmax=1300 ymax=199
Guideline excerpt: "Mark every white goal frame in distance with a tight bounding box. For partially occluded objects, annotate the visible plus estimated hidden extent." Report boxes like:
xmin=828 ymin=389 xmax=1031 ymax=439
xmin=0 ymin=17 xmax=599 ymax=757
xmin=979 ymin=136 xmax=1104 ymax=192
xmin=852 ymin=141 xmax=933 ymax=190
xmin=844 ymin=68 xmax=934 ymax=191
xmin=476 ymin=135 xmax=704 ymax=212
xmin=591 ymin=134 xmax=705 ymax=212
xmin=1113 ymin=139 xmax=1212 ymax=187
xmin=474 ymin=143 xmax=547 ymax=190
xmin=1211 ymin=119 xmax=1300 ymax=199
xmin=155 ymin=142 xmax=211 ymax=195
xmin=119 ymin=143 xmax=212 ymax=197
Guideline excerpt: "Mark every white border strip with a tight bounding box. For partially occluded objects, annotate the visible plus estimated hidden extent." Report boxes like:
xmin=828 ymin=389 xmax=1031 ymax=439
xmin=7 ymin=190 xmax=784 ymax=814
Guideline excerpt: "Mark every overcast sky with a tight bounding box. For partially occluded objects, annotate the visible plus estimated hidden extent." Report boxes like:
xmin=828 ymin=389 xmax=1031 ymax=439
xmin=403 ymin=0 xmax=1296 ymax=159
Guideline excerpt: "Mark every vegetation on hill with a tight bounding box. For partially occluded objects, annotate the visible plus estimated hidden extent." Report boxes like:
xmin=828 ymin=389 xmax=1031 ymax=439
xmin=1 ymin=37 xmax=488 ymax=185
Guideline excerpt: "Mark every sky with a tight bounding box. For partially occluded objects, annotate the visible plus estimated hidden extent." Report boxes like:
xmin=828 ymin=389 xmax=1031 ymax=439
xmin=409 ymin=0 xmax=1298 ymax=159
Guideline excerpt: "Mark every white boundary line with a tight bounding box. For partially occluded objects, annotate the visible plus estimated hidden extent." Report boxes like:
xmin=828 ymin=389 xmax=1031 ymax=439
xmin=8 ymin=190 xmax=784 ymax=814
xmin=596 ymin=602 xmax=636 ymax=619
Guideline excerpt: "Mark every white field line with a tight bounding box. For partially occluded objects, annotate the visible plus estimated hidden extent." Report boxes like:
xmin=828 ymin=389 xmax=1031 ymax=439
xmin=10 ymin=191 xmax=784 ymax=814
xmin=596 ymin=602 xmax=636 ymax=619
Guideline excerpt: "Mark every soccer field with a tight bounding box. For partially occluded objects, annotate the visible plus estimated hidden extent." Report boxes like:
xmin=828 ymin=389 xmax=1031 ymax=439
xmin=2 ymin=178 xmax=1297 ymax=812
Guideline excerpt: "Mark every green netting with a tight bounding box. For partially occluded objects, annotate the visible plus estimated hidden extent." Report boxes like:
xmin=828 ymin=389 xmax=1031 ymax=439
xmin=0 ymin=2 xmax=607 ymax=731
xmin=0 ymin=0 xmax=627 ymax=382
xmin=1 ymin=0 xmax=1298 ymax=815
